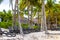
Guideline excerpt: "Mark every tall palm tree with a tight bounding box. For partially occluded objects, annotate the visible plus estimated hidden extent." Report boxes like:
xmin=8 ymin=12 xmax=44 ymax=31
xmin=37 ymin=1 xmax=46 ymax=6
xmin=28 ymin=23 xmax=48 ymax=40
xmin=16 ymin=0 xmax=23 ymax=35
xmin=9 ymin=0 xmax=24 ymax=35
xmin=41 ymin=0 xmax=48 ymax=33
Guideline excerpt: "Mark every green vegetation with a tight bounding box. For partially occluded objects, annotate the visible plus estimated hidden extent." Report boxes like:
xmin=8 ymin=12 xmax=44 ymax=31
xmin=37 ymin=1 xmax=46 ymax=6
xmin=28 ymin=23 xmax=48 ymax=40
xmin=0 ymin=10 xmax=12 ymax=28
xmin=0 ymin=0 xmax=60 ymax=30
xmin=21 ymin=23 xmax=29 ymax=29
xmin=33 ymin=26 xmax=40 ymax=29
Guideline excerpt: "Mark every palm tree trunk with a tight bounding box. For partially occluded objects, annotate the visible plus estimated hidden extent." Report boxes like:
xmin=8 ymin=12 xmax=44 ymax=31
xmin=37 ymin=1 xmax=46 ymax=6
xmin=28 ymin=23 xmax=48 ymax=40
xmin=27 ymin=6 xmax=30 ymax=28
xmin=41 ymin=9 xmax=44 ymax=31
xmin=41 ymin=0 xmax=48 ymax=33
xmin=16 ymin=0 xmax=23 ymax=35
xmin=18 ymin=11 xmax=23 ymax=35
xmin=13 ymin=0 xmax=16 ymax=27
xmin=9 ymin=0 xmax=14 ymax=28
xmin=28 ymin=6 xmax=33 ymax=28
xmin=30 ymin=6 xmax=33 ymax=28
xmin=37 ymin=11 xmax=40 ymax=28
xmin=48 ymin=10 xmax=51 ymax=29
xmin=55 ymin=16 xmax=57 ymax=28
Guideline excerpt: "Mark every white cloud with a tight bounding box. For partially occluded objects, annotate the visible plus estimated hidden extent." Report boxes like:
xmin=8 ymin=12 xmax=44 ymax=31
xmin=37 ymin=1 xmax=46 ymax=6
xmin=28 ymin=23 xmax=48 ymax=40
xmin=0 ymin=4 xmax=11 ymax=11
xmin=56 ymin=0 xmax=60 ymax=3
xmin=0 ymin=0 xmax=12 ymax=11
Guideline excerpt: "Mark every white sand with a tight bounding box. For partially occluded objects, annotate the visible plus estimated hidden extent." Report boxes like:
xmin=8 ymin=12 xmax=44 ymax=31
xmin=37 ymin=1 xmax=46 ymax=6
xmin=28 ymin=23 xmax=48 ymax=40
xmin=0 ymin=29 xmax=60 ymax=40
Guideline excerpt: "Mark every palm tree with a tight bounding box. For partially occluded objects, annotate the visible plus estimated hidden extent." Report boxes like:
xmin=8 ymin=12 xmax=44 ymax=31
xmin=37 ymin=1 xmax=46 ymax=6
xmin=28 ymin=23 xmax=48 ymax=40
xmin=9 ymin=0 xmax=24 ymax=35
xmin=16 ymin=0 xmax=23 ymax=35
xmin=46 ymin=0 xmax=55 ymax=29
xmin=41 ymin=0 xmax=48 ymax=33
xmin=53 ymin=5 xmax=58 ymax=28
xmin=20 ymin=0 xmax=41 ymax=28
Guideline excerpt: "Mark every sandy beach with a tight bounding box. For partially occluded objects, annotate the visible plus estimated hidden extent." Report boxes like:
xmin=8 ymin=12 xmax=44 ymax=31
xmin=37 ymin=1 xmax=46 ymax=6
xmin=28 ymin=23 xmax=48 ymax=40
xmin=0 ymin=31 xmax=60 ymax=40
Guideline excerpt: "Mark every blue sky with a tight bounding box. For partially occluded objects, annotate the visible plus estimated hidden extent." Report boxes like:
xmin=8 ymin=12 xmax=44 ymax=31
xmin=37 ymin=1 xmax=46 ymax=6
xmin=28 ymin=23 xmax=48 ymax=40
xmin=0 ymin=0 xmax=60 ymax=11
